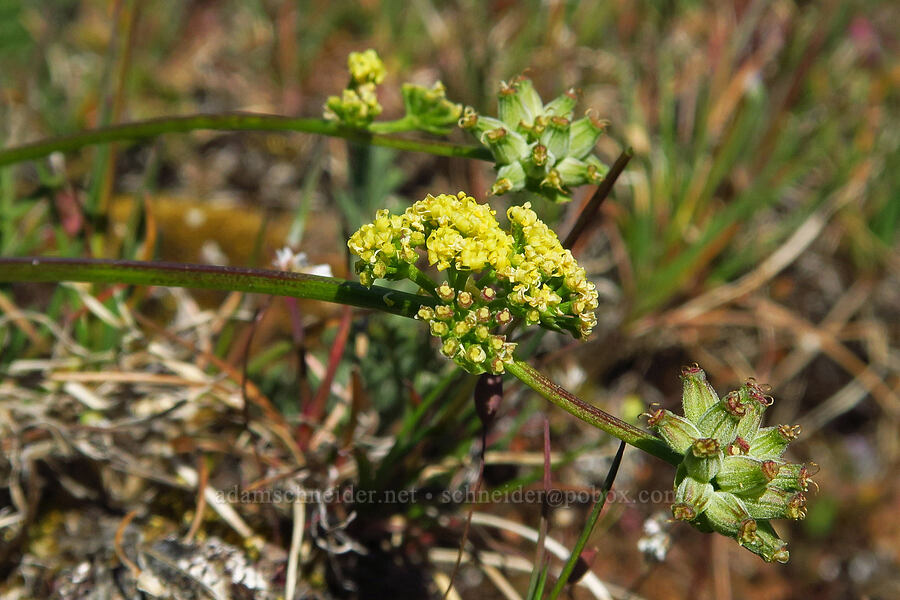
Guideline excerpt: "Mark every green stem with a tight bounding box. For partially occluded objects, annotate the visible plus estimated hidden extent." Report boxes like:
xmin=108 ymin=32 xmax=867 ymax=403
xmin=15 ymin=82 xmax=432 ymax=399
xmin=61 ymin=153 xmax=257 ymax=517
xmin=0 ymin=257 xmax=433 ymax=319
xmin=0 ymin=113 xmax=492 ymax=168
xmin=0 ymin=256 xmax=675 ymax=465
xmin=367 ymin=115 xmax=417 ymax=134
xmin=404 ymin=263 xmax=439 ymax=296
xmin=506 ymin=360 xmax=679 ymax=465
xmin=547 ymin=441 xmax=625 ymax=600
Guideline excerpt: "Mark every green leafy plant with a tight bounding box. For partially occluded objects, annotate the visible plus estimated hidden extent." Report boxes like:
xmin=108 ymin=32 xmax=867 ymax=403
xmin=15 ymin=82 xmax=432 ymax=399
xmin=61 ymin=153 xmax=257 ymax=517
xmin=0 ymin=46 xmax=818 ymax=585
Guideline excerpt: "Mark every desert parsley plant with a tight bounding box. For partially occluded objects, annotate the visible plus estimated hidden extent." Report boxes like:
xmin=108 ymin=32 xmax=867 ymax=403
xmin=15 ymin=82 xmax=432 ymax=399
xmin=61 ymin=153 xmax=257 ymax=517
xmin=348 ymin=191 xmax=599 ymax=374
xmin=0 ymin=46 xmax=817 ymax=568
xmin=646 ymin=365 xmax=815 ymax=563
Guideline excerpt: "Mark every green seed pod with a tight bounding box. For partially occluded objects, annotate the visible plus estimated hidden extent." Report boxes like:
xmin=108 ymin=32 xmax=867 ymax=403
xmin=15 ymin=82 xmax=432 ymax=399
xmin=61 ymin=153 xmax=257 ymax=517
xmin=749 ymin=425 xmax=801 ymax=460
xmin=539 ymin=116 xmax=570 ymax=159
xmin=735 ymin=380 xmax=771 ymax=441
xmin=459 ymin=108 xmax=507 ymax=138
xmin=680 ymin=365 xmax=719 ymax=424
xmin=511 ymin=77 xmax=545 ymax=124
xmin=683 ymin=438 xmax=723 ymax=482
xmin=742 ymin=488 xmax=807 ymax=521
xmin=696 ymin=392 xmax=743 ymax=445
xmin=498 ymin=80 xmax=535 ymax=130
xmin=568 ymin=112 xmax=608 ymax=159
xmin=702 ymin=491 xmax=752 ymax=537
xmin=672 ymin=476 xmax=714 ymax=521
xmin=769 ymin=462 xmax=813 ymax=492
xmin=716 ymin=456 xmax=779 ymax=496
xmin=740 ymin=520 xmax=790 ymax=563
xmin=646 ymin=408 xmax=702 ymax=455
xmin=482 ymin=128 xmax=530 ymax=166
xmin=543 ymin=88 xmax=578 ymax=119
xmin=524 ymin=143 xmax=553 ymax=179
xmin=555 ymin=157 xmax=593 ymax=187
xmin=583 ymin=154 xmax=609 ymax=184
xmin=491 ymin=161 xmax=527 ymax=195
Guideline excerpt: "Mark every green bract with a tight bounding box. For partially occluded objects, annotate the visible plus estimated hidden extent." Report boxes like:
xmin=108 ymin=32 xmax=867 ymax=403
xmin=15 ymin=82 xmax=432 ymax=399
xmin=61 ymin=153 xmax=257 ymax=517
xmin=646 ymin=365 xmax=815 ymax=563
xmin=401 ymin=82 xmax=463 ymax=135
xmin=347 ymin=192 xmax=599 ymax=374
xmin=459 ymin=75 xmax=610 ymax=203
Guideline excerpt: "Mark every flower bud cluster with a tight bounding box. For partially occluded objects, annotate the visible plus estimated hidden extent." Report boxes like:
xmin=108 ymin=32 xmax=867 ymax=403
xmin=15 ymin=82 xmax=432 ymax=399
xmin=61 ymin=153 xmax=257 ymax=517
xmin=459 ymin=75 xmax=610 ymax=203
xmin=401 ymin=81 xmax=463 ymax=135
xmin=645 ymin=365 xmax=815 ymax=563
xmin=325 ymin=50 xmax=461 ymax=134
xmin=415 ymin=287 xmax=516 ymax=374
xmin=347 ymin=192 xmax=600 ymax=373
xmin=324 ymin=50 xmax=386 ymax=128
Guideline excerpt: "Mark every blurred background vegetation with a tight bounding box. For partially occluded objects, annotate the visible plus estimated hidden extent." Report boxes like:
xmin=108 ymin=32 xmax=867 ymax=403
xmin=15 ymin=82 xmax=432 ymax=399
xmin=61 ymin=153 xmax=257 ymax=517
xmin=1 ymin=0 xmax=898 ymax=598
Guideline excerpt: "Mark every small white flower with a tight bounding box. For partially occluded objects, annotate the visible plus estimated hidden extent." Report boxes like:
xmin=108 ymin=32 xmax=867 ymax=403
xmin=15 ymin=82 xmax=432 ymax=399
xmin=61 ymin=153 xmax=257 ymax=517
xmin=273 ymin=247 xmax=333 ymax=277
xmin=637 ymin=511 xmax=672 ymax=562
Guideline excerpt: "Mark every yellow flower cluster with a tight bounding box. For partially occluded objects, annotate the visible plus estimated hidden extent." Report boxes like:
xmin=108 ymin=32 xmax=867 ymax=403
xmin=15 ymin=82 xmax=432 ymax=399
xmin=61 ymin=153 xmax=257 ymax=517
xmin=347 ymin=192 xmax=600 ymax=373
xmin=506 ymin=203 xmax=599 ymax=338
xmin=347 ymin=49 xmax=386 ymax=85
xmin=324 ymin=49 xmax=385 ymax=127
